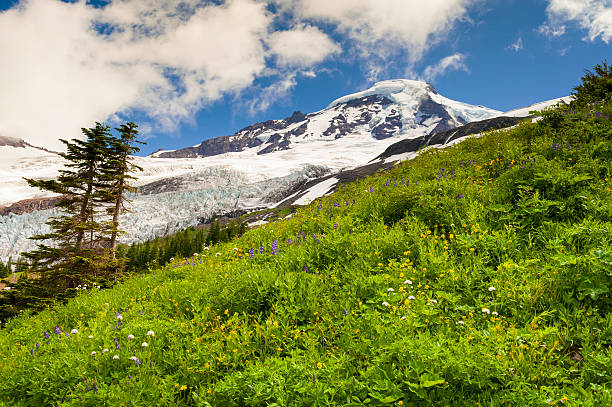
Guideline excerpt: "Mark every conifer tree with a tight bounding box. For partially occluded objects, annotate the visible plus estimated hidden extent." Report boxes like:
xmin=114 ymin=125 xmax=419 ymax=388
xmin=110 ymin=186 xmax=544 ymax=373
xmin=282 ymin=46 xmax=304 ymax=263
xmin=23 ymin=123 xmax=111 ymax=290
xmin=98 ymin=122 xmax=143 ymax=263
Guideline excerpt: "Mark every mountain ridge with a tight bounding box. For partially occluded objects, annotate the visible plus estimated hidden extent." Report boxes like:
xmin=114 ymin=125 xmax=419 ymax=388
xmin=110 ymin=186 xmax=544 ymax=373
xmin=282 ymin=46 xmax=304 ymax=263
xmin=151 ymin=79 xmax=501 ymax=159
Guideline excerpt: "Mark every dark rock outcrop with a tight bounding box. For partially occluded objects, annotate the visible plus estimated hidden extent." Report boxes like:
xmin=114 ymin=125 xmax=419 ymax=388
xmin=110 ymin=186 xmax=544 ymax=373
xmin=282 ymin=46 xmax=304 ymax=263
xmin=375 ymin=116 xmax=526 ymax=161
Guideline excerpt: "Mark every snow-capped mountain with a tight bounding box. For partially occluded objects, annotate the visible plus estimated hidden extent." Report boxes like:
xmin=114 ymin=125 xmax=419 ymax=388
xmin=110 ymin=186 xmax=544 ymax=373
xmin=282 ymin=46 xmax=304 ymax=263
xmin=151 ymin=79 xmax=500 ymax=159
xmin=1 ymin=81 xmax=563 ymax=262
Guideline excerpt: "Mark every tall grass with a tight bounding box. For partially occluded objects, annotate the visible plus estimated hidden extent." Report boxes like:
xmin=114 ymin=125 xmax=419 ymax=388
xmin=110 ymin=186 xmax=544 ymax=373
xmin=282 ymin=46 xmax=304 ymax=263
xmin=0 ymin=103 xmax=610 ymax=406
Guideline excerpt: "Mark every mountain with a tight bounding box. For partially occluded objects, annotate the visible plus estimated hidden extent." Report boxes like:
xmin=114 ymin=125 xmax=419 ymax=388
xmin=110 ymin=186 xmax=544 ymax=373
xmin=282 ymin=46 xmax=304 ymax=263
xmin=151 ymin=79 xmax=500 ymax=159
xmin=0 ymin=82 xmax=565 ymax=262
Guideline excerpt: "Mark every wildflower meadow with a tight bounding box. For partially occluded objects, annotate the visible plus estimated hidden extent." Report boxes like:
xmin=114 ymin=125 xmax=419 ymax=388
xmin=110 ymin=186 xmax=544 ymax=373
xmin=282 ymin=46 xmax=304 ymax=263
xmin=0 ymin=99 xmax=611 ymax=406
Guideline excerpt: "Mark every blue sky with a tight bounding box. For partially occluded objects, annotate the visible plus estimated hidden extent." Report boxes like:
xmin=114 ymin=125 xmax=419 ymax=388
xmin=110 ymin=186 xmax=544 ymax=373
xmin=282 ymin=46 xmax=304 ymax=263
xmin=0 ymin=0 xmax=610 ymax=155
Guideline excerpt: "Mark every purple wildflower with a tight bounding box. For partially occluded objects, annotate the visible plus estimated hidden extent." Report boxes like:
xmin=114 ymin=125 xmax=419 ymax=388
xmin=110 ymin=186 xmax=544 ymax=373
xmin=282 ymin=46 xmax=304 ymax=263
xmin=343 ymin=308 xmax=348 ymax=317
xmin=259 ymin=245 xmax=265 ymax=254
xmin=458 ymin=193 xmax=464 ymax=199
xmin=333 ymin=223 xmax=338 ymax=229
xmin=271 ymin=240 xmax=278 ymax=255
xmin=303 ymin=265 xmax=308 ymax=272
xmin=44 ymin=331 xmax=50 ymax=339
xmin=249 ymin=247 xmax=254 ymax=259
xmin=54 ymin=326 xmax=61 ymax=335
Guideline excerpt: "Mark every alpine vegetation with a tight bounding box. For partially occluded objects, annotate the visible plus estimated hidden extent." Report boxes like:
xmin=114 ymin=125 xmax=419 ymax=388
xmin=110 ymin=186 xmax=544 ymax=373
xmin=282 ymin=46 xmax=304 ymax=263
xmin=0 ymin=65 xmax=610 ymax=406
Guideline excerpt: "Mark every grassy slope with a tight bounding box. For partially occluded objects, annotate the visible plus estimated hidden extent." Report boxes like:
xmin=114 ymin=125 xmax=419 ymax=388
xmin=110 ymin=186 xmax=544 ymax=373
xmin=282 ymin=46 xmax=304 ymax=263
xmin=0 ymin=106 xmax=611 ymax=406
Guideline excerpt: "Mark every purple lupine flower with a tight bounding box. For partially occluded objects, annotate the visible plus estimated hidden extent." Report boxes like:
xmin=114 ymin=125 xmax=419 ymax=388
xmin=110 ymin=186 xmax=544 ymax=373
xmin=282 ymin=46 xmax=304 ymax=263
xmin=44 ymin=331 xmax=50 ymax=339
xmin=333 ymin=223 xmax=338 ymax=229
xmin=303 ymin=265 xmax=308 ymax=272
xmin=259 ymin=245 xmax=265 ymax=254
xmin=65 ymin=333 xmax=70 ymax=338
xmin=54 ymin=326 xmax=61 ymax=335
xmin=457 ymin=193 xmax=464 ymax=199
xmin=343 ymin=308 xmax=348 ymax=317
xmin=450 ymin=170 xmax=455 ymax=179
xmin=30 ymin=349 xmax=33 ymax=355
xmin=93 ymin=382 xmax=98 ymax=392
xmin=249 ymin=247 xmax=255 ymax=259
xmin=150 ymin=361 xmax=155 ymax=367
xmin=36 ymin=342 xmax=39 ymax=348
xmin=139 ymin=310 xmax=143 ymax=316
xmin=271 ymin=240 xmax=278 ymax=255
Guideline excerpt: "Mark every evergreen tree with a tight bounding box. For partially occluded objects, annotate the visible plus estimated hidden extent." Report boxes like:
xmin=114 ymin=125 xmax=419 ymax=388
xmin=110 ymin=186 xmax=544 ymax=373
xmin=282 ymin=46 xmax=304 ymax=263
xmin=99 ymin=122 xmax=143 ymax=263
xmin=23 ymin=123 xmax=112 ymax=290
xmin=572 ymin=61 xmax=612 ymax=107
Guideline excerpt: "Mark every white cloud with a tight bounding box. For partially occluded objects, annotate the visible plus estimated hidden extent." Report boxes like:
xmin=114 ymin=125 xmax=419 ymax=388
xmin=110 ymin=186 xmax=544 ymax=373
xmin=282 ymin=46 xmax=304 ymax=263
xmin=422 ymin=53 xmax=469 ymax=83
xmin=278 ymin=0 xmax=477 ymax=79
xmin=0 ymin=0 xmax=338 ymax=150
xmin=246 ymin=74 xmax=298 ymax=115
xmin=542 ymin=0 xmax=612 ymax=43
xmin=538 ymin=23 xmax=567 ymax=38
xmin=268 ymin=24 xmax=341 ymax=67
xmin=506 ymin=36 xmax=524 ymax=52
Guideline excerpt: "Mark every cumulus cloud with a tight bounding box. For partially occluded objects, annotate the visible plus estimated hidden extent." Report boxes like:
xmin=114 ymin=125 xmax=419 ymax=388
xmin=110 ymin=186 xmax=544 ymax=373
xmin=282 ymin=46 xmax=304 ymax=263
xmin=422 ymin=54 xmax=469 ymax=83
xmin=0 ymin=0 xmax=338 ymax=150
xmin=277 ymin=0 xmax=477 ymax=79
xmin=542 ymin=0 xmax=612 ymax=43
xmin=268 ymin=24 xmax=341 ymax=67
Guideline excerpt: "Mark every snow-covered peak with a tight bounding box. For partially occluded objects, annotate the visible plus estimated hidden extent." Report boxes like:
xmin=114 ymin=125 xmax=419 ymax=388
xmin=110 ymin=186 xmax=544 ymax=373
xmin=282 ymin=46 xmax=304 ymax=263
xmin=327 ymin=79 xmax=435 ymax=109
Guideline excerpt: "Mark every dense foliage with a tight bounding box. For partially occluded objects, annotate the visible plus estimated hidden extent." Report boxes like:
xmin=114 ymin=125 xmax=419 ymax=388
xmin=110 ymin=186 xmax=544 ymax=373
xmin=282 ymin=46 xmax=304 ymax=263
xmin=0 ymin=96 xmax=610 ymax=405
xmin=122 ymin=219 xmax=248 ymax=272
xmin=571 ymin=61 xmax=612 ymax=107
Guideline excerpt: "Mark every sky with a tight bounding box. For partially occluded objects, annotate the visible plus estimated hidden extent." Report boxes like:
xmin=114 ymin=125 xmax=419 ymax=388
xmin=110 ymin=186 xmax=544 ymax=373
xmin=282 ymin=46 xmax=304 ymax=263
xmin=0 ymin=0 xmax=610 ymax=155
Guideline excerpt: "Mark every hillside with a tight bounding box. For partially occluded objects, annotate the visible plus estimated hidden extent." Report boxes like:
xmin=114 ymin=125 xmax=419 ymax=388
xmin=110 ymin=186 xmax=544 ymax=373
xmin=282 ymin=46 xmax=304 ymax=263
xmin=0 ymin=100 xmax=611 ymax=406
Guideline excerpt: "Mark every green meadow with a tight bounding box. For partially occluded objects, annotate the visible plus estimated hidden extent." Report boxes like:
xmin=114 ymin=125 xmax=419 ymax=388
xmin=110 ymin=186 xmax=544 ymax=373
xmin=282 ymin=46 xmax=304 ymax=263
xmin=1 ymin=101 xmax=611 ymax=406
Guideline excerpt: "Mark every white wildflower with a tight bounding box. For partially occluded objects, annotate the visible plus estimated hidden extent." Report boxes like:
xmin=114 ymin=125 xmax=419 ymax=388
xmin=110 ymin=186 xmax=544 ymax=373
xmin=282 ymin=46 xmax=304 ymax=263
xmin=482 ymin=308 xmax=490 ymax=314
xmin=457 ymin=321 xmax=465 ymax=325
xmin=113 ymin=355 xmax=119 ymax=360
xmin=127 ymin=334 xmax=134 ymax=340
xmin=492 ymin=311 xmax=499 ymax=316
xmin=488 ymin=286 xmax=496 ymax=292
xmin=387 ymin=288 xmax=394 ymax=292
xmin=103 ymin=349 xmax=109 ymax=353
xmin=381 ymin=301 xmax=390 ymax=307
xmin=404 ymin=280 xmax=412 ymax=285
xmin=70 ymin=329 xmax=79 ymax=334
xmin=146 ymin=330 xmax=155 ymax=337
xmin=91 ymin=351 xmax=97 ymax=356
xmin=407 ymin=296 xmax=416 ymax=300
xmin=141 ymin=342 xmax=148 ymax=347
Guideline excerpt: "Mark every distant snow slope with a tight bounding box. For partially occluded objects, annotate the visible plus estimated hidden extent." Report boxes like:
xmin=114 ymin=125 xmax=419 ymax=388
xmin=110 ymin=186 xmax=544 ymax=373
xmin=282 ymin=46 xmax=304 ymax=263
xmin=502 ymin=96 xmax=573 ymax=117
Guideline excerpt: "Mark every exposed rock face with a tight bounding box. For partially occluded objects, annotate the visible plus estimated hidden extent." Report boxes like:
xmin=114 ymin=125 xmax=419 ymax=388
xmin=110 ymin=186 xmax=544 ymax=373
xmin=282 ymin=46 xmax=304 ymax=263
xmin=0 ymin=197 xmax=61 ymax=216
